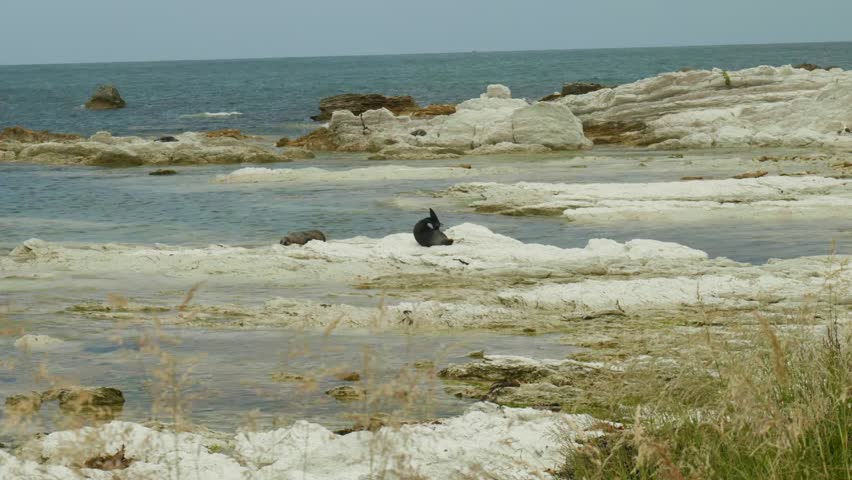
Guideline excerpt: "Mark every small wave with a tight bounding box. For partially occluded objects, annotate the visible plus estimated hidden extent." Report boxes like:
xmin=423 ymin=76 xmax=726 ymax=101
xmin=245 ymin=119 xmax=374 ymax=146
xmin=179 ymin=112 xmax=244 ymax=119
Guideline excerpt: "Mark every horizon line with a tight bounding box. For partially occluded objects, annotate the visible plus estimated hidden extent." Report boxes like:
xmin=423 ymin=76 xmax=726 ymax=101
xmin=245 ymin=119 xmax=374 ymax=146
xmin=1 ymin=39 xmax=850 ymax=68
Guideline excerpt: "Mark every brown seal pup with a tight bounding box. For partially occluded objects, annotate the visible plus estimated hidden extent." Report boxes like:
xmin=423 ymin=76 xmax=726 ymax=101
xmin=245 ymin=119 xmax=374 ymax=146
xmin=280 ymin=230 xmax=327 ymax=246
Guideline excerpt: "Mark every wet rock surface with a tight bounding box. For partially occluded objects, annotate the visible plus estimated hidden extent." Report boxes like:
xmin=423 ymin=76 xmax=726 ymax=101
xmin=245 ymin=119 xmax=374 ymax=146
xmin=325 ymin=385 xmax=365 ymax=401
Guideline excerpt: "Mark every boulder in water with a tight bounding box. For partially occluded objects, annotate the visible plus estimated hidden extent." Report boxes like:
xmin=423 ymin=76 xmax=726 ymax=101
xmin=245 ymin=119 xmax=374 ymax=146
xmin=14 ymin=334 xmax=65 ymax=352
xmin=326 ymin=385 xmax=365 ymax=401
xmin=155 ymin=135 xmax=179 ymax=142
xmin=280 ymin=230 xmax=326 ymax=246
xmin=85 ymin=85 xmax=127 ymax=110
xmin=52 ymin=387 xmax=126 ymax=410
xmin=561 ymin=82 xmax=608 ymax=96
xmin=4 ymin=392 xmax=43 ymax=414
xmin=0 ymin=126 xmax=80 ymax=143
xmin=311 ymin=93 xmax=420 ymax=121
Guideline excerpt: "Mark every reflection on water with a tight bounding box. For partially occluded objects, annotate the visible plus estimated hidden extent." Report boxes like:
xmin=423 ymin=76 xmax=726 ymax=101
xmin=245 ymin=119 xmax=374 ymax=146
xmin=0 ymin=320 xmax=577 ymax=437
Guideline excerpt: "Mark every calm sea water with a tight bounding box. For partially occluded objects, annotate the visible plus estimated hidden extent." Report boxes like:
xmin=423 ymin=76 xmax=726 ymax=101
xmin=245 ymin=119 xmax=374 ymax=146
xmin=2 ymin=42 xmax=851 ymax=138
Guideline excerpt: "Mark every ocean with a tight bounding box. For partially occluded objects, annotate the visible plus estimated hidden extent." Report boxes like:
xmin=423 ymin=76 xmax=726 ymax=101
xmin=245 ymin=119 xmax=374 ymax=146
xmin=2 ymin=42 xmax=852 ymax=138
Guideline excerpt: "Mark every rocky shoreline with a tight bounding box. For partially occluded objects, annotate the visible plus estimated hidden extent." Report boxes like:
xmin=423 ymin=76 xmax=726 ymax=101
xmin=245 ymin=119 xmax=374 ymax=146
xmin=2 ymin=62 xmax=851 ymax=479
xmin=0 ymin=403 xmax=606 ymax=479
xmin=2 ymin=64 xmax=850 ymax=166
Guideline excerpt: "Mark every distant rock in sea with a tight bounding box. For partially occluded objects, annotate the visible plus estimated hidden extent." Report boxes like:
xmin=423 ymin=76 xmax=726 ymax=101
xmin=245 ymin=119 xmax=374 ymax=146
xmin=85 ymin=85 xmax=127 ymax=110
xmin=0 ymin=126 xmax=80 ymax=143
xmin=294 ymin=84 xmax=591 ymax=154
xmin=0 ymin=130 xmax=307 ymax=166
xmin=311 ymin=93 xmax=420 ymax=121
xmin=539 ymin=82 xmax=610 ymax=102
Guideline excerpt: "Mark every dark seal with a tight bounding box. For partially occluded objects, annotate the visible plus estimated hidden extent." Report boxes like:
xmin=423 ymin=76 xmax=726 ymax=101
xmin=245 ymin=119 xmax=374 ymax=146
xmin=413 ymin=209 xmax=454 ymax=247
xmin=280 ymin=230 xmax=327 ymax=246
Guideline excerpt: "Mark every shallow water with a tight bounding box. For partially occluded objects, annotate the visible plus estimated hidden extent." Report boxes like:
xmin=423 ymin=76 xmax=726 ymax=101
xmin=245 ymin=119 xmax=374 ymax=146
xmin=0 ymin=317 xmax=577 ymax=437
xmin=1 ymin=152 xmax=849 ymax=263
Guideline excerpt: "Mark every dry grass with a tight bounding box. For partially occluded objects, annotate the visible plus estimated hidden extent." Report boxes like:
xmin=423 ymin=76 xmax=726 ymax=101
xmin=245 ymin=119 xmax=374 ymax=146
xmin=559 ymin=258 xmax=852 ymax=480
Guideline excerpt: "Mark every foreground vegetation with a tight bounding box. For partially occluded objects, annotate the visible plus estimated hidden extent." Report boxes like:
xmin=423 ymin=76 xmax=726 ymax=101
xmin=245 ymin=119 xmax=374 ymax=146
xmin=561 ymin=308 xmax=851 ymax=480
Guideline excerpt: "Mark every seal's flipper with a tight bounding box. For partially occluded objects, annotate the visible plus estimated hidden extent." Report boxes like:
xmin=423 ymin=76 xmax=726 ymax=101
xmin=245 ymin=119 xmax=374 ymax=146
xmin=429 ymin=208 xmax=439 ymax=223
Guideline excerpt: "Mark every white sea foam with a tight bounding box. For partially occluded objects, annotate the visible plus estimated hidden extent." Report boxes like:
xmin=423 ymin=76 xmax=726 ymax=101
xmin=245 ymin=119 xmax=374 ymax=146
xmin=179 ymin=112 xmax=244 ymax=119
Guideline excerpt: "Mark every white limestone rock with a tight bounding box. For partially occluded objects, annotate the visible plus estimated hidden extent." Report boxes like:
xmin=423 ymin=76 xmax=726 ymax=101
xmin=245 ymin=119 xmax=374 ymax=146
xmin=213 ymin=164 xmax=509 ymax=184
xmin=14 ymin=334 xmax=65 ymax=352
xmin=511 ymin=102 xmax=593 ymax=149
xmin=444 ymin=176 xmax=852 ymax=221
xmin=483 ymin=84 xmax=512 ymax=99
xmin=561 ymin=65 xmax=852 ymax=148
xmin=3 ymin=404 xmax=604 ymax=480
xmin=326 ymin=84 xmax=589 ymax=152
xmin=9 ymin=132 xmax=289 ymax=166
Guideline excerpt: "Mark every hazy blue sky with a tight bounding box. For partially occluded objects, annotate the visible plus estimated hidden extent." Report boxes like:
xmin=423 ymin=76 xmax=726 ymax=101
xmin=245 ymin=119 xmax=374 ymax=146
xmin=2 ymin=0 xmax=850 ymax=65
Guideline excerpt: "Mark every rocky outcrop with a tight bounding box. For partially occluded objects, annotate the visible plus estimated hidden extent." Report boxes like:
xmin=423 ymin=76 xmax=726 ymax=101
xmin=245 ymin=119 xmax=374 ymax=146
xmin=5 ymin=386 xmax=125 ymax=415
xmin=205 ymin=129 xmax=249 ymax=140
xmin=2 ymin=404 xmax=603 ymax=480
xmin=366 ymin=144 xmax=463 ymax=160
xmin=0 ymin=126 xmax=80 ymax=143
xmin=311 ymin=93 xmax=420 ymax=121
xmin=1 ymin=131 xmax=298 ymax=166
xmin=279 ymin=148 xmax=315 ymax=160
xmin=85 ymin=85 xmax=126 ymax=110
xmin=562 ymin=82 xmax=609 ymax=96
xmin=444 ymin=176 xmax=852 ymax=221
xmin=540 ymin=82 xmax=610 ymax=102
xmin=793 ymin=63 xmax=838 ymax=71
xmin=295 ymin=84 xmax=590 ymax=153
xmin=290 ymin=127 xmax=337 ymax=150
xmin=410 ymin=104 xmax=457 ymax=117
xmin=510 ymin=102 xmax=587 ymax=149
xmin=439 ymin=355 xmax=603 ymax=407
xmin=560 ymin=65 xmax=852 ymax=148
xmin=13 ymin=334 xmax=64 ymax=352
xmin=325 ymin=385 xmax=365 ymax=401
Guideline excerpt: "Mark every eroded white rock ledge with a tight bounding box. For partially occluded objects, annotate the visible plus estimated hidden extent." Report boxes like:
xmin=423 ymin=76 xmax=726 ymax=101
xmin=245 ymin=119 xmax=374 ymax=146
xmin=444 ymin=175 xmax=852 ymax=221
xmin=561 ymin=64 xmax=852 ymax=149
xmin=213 ymin=164 xmax=513 ymax=184
xmin=0 ymin=132 xmax=311 ymax=166
xmin=1 ymin=403 xmax=600 ymax=480
xmin=310 ymin=65 xmax=852 ymax=153
xmin=3 ymin=224 xmax=848 ymax=330
xmin=326 ymin=84 xmax=591 ymax=154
